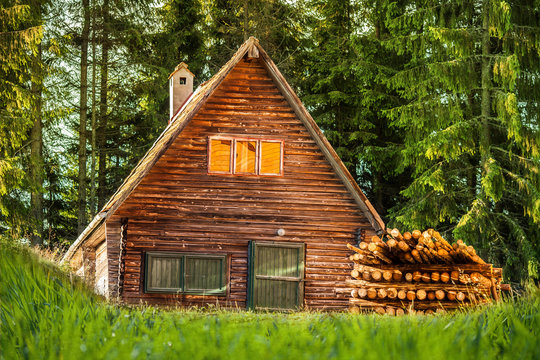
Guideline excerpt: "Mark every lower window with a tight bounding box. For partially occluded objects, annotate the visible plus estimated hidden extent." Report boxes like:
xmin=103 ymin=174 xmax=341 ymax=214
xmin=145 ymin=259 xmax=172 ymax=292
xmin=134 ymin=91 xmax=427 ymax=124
xmin=145 ymin=252 xmax=226 ymax=295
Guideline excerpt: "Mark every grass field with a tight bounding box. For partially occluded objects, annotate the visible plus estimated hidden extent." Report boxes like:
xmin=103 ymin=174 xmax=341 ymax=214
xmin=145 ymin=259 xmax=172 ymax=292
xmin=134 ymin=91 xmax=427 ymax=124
xmin=1 ymin=242 xmax=539 ymax=360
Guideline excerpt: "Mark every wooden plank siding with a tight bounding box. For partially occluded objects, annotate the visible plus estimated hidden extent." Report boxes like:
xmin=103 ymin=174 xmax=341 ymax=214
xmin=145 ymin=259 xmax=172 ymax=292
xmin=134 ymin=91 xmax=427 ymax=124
xmin=95 ymin=241 xmax=108 ymax=296
xmin=108 ymin=57 xmax=377 ymax=310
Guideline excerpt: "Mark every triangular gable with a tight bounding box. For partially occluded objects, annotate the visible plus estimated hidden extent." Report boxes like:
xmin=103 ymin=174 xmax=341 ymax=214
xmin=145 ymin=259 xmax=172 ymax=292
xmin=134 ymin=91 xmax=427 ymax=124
xmin=63 ymin=37 xmax=384 ymax=263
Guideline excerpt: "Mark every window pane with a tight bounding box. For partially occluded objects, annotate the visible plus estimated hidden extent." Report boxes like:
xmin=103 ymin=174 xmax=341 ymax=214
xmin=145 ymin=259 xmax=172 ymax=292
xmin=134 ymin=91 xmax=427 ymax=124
xmin=260 ymin=141 xmax=281 ymax=175
xmin=209 ymin=139 xmax=231 ymax=173
xmin=147 ymin=255 xmax=182 ymax=291
xmin=235 ymin=141 xmax=257 ymax=173
xmin=185 ymin=257 xmax=225 ymax=294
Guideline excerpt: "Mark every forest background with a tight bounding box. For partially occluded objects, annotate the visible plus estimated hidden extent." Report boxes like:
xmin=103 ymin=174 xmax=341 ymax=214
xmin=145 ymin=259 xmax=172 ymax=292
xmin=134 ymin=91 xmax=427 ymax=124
xmin=1 ymin=0 xmax=539 ymax=283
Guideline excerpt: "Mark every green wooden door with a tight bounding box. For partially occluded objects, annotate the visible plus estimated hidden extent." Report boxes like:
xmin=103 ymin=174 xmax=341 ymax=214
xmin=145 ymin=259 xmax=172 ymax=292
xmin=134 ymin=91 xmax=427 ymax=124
xmin=248 ymin=241 xmax=305 ymax=311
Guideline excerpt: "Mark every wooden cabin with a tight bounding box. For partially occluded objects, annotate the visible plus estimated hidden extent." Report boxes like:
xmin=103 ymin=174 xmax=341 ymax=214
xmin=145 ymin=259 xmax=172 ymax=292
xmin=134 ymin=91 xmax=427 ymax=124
xmin=63 ymin=37 xmax=385 ymax=311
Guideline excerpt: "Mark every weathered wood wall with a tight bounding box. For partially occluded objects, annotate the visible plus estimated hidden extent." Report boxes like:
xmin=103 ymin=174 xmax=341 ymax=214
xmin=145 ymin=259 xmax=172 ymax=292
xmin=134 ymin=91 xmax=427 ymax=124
xmin=108 ymin=57 xmax=377 ymax=310
xmin=95 ymin=240 xmax=108 ymax=296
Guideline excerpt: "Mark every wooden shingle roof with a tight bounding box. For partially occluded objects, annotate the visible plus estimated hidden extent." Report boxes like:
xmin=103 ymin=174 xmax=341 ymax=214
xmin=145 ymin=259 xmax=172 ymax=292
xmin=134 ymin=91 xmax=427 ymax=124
xmin=63 ymin=37 xmax=384 ymax=263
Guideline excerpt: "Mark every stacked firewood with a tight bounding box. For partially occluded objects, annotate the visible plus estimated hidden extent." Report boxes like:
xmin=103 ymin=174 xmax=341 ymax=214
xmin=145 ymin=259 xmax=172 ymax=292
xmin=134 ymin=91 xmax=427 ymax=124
xmin=346 ymin=228 xmax=509 ymax=315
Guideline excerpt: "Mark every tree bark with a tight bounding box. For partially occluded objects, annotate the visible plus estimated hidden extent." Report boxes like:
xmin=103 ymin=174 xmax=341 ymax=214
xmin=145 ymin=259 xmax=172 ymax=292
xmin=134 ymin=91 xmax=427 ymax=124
xmin=243 ymin=0 xmax=248 ymax=41
xmin=89 ymin=0 xmax=97 ymax=217
xmin=480 ymin=0 xmax=491 ymax=190
xmin=78 ymin=0 xmax=90 ymax=234
xmin=30 ymin=43 xmax=43 ymax=246
xmin=97 ymin=0 xmax=110 ymax=210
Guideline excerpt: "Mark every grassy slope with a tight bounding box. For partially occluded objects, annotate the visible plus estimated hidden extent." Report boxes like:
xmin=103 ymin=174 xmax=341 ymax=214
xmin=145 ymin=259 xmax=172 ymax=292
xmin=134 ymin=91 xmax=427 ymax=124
xmin=1 ymin=243 xmax=539 ymax=360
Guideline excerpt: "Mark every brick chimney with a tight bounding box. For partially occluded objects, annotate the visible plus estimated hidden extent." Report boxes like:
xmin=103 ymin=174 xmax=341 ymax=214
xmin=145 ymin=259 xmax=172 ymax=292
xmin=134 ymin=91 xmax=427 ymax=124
xmin=169 ymin=62 xmax=194 ymax=119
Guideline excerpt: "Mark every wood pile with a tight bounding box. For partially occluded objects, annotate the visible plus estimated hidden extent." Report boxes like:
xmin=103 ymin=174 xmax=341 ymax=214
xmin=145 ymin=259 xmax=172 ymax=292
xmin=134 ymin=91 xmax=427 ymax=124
xmin=346 ymin=228 xmax=510 ymax=315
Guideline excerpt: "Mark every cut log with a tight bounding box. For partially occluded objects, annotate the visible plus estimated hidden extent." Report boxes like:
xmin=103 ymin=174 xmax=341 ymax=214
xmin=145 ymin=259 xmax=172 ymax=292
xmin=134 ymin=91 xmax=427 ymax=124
xmin=368 ymin=242 xmax=388 ymax=254
xmin=362 ymin=271 xmax=372 ymax=281
xmin=411 ymin=249 xmax=423 ymax=263
xmin=417 ymin=289 xmax=427 ymax=300
xmin=435 ymin=290 xmax=445 ymax=300
xmin=447 ymin=291 xmax=456 ymax=301
xmin=357 ymin=288 xmax=367 ymax=298
xmin=405 ymin=272 xmax=413 ymax=282
xmin=431 ymin=272 xmax=440 ymax=282
xmin=359 ymin=242 xmax=369 ymax=250
xmin=383 ymin=270 xmax=393 ymax=282
xmin=440 ymin=272 xmax=450 ymax=283
xmin=403 ymin=253 xmax=416 ymax=264
xmin=350 ymin=306 xmax=360 ymax=314
xmin=456 ymin=291 xmax=466 ymax=301
xmin=412 ymin=230 xmax=422 ymax=239
xmin=372 ymin=250 xmax=393 ymax=264
xmin=351 ymin=289 xmax=358 ymax=298
xmin=390 ymin=228 xmax=404 ymax=241
xmin=386 ymin=307 xmax=396 ymax=316
xmin=472 ymin=255 xmax=486 ymax=264
xmin=371 ymin=235 xmax=383 ymax=243
xmin=375 ymin=306 xmax=386 ymax=315
xmin=458 ymin=273 xmax=471 ymax=284
xmin=396 ymin=308 xmax=405 ymax=316
xmin=427 ymin=291 xmax=436 ymax=300
xmin=352 ymin=253 xmax=361 ymax=261
xmin=387 ymin=288 xmax=398 ymax=299
xmin=412 ymin=271 xmax=422 ymax=282
xmin=367 ymin=288 xmax=377 ymax=299
xmin=351 ymin=269 xmax=360 ymax=279
xmin=387 ymin=238 xmax=398 ymax=249
xmin=398 ymin=241 xmax=411 ymax=252
xmin=393 ymin=270 xmax=403 ymax=281
xmin=377 ymin=288 xmax=388 ymax=299
xmin=372 ymin=270 xmax=382 ymax=282
xmin=398 ymin=290 xmax=407 ymax=300
xmin=407 ymin=291 xmax=416 ymax=301
xmin=450 ymin=271 xmax=460 ymax=282
xmin=421 ymin=272 xmax=431 ymax=283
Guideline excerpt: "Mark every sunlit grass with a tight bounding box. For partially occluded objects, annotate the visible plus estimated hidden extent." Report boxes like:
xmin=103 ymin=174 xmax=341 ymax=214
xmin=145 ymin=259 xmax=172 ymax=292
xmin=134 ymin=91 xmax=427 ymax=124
xmin=1 ymin=241 xmax=539 ymax=359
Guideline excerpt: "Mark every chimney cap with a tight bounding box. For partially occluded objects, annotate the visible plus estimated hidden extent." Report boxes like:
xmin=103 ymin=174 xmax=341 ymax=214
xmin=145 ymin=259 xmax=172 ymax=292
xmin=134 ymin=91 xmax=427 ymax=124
xmin=168 ymin=62 xmax=195 ymax=80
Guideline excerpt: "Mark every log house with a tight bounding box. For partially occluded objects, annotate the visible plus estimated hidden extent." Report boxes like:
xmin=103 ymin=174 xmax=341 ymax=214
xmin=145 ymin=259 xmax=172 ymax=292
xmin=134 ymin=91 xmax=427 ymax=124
xmin=63 ymin=37 xmax=385 ymax=311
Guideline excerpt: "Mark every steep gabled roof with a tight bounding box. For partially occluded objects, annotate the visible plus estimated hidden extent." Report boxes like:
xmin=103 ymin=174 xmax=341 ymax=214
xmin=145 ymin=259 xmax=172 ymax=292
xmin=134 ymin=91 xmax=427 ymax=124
xmin=63 ymin=37 xmax=384 ymax=263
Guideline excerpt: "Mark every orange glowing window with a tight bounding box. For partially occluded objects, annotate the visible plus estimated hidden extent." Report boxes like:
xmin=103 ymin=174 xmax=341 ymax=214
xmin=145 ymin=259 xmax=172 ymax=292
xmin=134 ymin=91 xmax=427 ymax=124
xmin=209 ymin=139 xmax=232 ymax=173
xmin=260 ymin=141 xmax=282 ymax=175
xmin=208 ymin=137 xmax=283 ymax=176
xmin=235 ymin=141 xmax=257 ymax=174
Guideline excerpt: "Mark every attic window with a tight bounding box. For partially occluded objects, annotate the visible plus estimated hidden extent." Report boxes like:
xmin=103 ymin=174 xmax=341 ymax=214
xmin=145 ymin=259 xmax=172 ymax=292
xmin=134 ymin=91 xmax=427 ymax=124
xmin=208 ymin=137 xmax=283 ymax=176
xmin=179 ymin=77 xmax=187 ymax=85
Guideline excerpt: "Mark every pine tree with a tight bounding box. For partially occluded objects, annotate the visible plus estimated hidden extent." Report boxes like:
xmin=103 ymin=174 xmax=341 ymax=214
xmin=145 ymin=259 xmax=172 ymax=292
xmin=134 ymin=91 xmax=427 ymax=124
xmin=0 ymin=2 xmax=43 ymax=238
xmin=385 ymin=0 xmax=540 ymax=280
xmin=300 ymin=0 xmax=410 ymax=217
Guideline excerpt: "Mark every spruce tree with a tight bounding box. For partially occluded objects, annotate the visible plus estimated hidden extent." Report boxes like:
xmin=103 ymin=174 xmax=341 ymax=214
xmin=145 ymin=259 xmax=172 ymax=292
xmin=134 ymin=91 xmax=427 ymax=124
xmin=0 ymin=2 xmax=44 ymax=238
xmin=385 ymin=0 xmax=540 ymax=280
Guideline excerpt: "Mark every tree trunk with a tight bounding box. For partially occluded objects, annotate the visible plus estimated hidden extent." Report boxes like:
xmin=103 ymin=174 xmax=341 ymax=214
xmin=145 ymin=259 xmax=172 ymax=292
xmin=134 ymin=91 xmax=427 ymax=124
xmin=480 ymin=0 xmax=491 ymax=186
xmin=30 ymin=44 xmax=43 ymax=246
xmin=78 ymin=0 xmax=90 ymax=234
xmin=89 ymin=0 xmax=97 ymax=217
xmin=243 ymin=0 xmax=248 ymax=41
xmin=97 ymin=0 xmax=110 ymax=210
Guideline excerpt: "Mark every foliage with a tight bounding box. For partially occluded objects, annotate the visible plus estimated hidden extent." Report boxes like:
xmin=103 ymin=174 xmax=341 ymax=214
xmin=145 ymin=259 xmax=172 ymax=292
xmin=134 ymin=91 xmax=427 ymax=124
xmin=384 ymin=0 xmax=540 ymax=280
xmin=0 ymin=2 xmax=43 ymax=236
xmin=1 ymin=242 xmax=540 ymax=359
xmin=0 ymin=0 xmax=538 ymax=280
xmin=300 ymin=0 xmax=412 ymax=215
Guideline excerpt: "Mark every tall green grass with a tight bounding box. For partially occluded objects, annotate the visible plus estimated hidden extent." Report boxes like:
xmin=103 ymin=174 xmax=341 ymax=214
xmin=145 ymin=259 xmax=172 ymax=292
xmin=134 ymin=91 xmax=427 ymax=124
xmin=1 ymin=242 xmax=539 ymax=360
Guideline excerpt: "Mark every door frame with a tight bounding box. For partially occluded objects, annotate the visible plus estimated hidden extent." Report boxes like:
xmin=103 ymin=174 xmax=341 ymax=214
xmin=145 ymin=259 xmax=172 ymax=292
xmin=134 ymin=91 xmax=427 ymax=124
xmin=247 ymin=241 xmax=305 ymax=311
